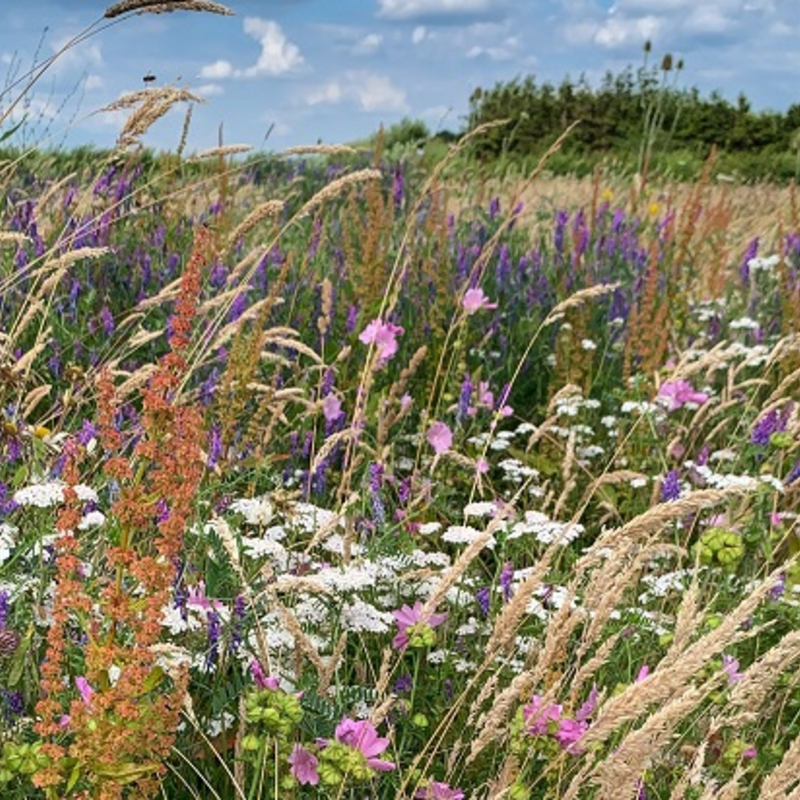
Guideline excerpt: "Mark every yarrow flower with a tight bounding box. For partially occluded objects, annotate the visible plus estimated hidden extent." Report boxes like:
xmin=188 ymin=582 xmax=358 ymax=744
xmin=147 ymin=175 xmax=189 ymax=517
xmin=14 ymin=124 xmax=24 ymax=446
xmin=392 ymin=600 xmax=447 ymax=651
xmin=359 ymin=318 xmax=404 ymax=366
xmin=655 ymin=380 xmax=709 ymax=411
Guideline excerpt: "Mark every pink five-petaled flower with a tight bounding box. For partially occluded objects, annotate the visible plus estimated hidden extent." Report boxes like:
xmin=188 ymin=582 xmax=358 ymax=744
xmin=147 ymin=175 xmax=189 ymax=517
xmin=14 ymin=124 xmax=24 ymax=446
xmin=415 ymin=780 xmax=465 ymax=799
xmin=462 ymin=287 xmax=498 ymax=315
xmin=392 ymin=600 xmax=448 ymax=651
xmin=288 ymin=743 xmax=319 ymax=786
xmin=656 ymin=379 xmax=709 ymax=411
xmin=333 ymin=718 xmax=395 ymax=772
xmin=75 ymin=676 xmax=93 ymax=707
xmin=359 ymin=318 xmax=404 ymax=366
xmin=427 ymin=421 xmax=453 ymax=454
xmin=321 ymin=394 xmax=343 ymax=424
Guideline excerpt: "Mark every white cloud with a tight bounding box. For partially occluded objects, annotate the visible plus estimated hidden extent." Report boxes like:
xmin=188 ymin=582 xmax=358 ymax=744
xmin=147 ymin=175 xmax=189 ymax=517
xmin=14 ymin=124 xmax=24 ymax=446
xmin=306 ymin=81 xmax=344 ymax=106
xmin=199 ymin=59 xmax=234 ymax=79
xmin=196 ymin=83 xmax=223 ymax=97
xmin=352 ymin=33 xmax=383 ymax=55
xmin=305 ymin=71 xmax=408 ymax=113
xmin=594 ymin=14 xmax=661 ymax=48
xmin=198 ymin=18 xmax=303 ymax=80
xmin=466 ymin=35 xmax=518 ymax=61
xmin=412 ymin=25 xmax=427 ymax=43
xmin=377 ymin=0 xmax=498 ymax=20
xmin=85 ymin=74 xmax=104 ymax=91
xmin=356 ymin=72 xmax=408 ymax=111
xmin=240 ymin=17 xmax=304 ymax=77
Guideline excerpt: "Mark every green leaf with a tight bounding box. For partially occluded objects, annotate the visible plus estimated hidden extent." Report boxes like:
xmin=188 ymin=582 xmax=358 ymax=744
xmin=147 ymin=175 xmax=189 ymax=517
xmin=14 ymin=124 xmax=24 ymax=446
xmin=0 ymin=117 xmax=27 ymax=144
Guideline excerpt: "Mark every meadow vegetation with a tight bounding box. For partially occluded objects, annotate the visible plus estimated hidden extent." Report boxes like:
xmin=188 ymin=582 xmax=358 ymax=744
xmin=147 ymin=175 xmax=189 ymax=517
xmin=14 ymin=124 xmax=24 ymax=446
xmin=2 ymin=3 xmax=800 ymax=798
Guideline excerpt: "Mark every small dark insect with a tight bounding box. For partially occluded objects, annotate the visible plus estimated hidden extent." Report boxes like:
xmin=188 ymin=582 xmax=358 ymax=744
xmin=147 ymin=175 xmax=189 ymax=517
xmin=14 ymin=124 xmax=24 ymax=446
xmin=143 ymin=72 xmax=156 ymax=83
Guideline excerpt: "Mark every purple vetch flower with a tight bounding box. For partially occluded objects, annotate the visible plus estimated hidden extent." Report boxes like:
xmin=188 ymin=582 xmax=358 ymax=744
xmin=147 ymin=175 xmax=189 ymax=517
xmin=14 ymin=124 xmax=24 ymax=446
xmin=393 ymin=164 xmax=405 ymax=211
xmin=207 ymin=424 xmax=223 ymax=469
xmin=0 ymin=591 xmax=8 ymax=627
xmin=740 ymin=236 xmax=759 ymax=284
xmin=230 ymin=594 xmax=246 ymax=654
xmin=661 ymin=469 xmax=681 ymax=502
xmin=476 ymin=586 xmax=490 ymax=616
xmin=457 ymin=375 xmax=473 ymax=421
xmin=345 ymin=304 xmax=359 ymax=334
xmin=488 ymin=196 xmax=500 ymax=219
xmin=393 ymin=674 xmax=412 ymax=693
xmin=751 ymin=404 xmax=791 ymax=446
xmin=500 ymin=561 xmax=514 ymax=602
xmin=369 ymin=462 xmax=386 ymax=526
xmin=1 ymin=689 xmax=24 ymax=723
xmin=205 ymin=611 xmax=221 ymax=671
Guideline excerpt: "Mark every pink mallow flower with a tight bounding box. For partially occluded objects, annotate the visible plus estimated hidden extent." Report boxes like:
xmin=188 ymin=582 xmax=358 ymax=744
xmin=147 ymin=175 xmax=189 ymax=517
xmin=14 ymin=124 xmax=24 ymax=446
xmin=333 ymin=718 xmax=395 ymax=772
xmin=656 ymin=379 xmax=709 ymax=411
xmin=288 ymin=744 xmax=319 ymax=786
xmin=427 ymin=421 xmax=453 ymax=454
xmin=359 ymin=318 xmax=404 ymax=366
xmin=462 ymin=287 xmax=498 ymax=315
xmin=415 ymin=780 xmax=465 ymax=799
xmin=321 ymin=394 xmax=343 ymax=424
xmin=392 ymin=600 xmax=448 ymax=651
xmin=75 ymin=676 xmax=94 ymax=707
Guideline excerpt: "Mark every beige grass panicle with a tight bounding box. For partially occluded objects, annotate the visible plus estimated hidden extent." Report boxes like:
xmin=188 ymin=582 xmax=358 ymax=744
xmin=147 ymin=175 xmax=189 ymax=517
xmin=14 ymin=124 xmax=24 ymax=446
xmin=104 ymin=0 xmax=233 ymax=17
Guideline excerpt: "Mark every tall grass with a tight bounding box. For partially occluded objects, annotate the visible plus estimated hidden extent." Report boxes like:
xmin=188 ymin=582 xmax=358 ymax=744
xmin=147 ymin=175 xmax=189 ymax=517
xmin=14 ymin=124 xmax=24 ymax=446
xmin=1 ymin=4 xmax=800 ymax=798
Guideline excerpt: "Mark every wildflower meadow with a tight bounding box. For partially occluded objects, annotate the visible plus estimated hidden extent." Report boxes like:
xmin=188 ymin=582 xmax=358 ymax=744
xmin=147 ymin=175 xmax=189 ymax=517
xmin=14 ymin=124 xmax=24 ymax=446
xmin=2 ymin=3 xmax=800 ymax=798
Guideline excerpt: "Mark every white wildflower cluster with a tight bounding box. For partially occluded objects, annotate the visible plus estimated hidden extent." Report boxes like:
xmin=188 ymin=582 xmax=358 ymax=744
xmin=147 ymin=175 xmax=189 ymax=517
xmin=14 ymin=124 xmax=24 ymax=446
xmin=342 ymin=599 xmax=393 ymax=633
xmin=228 ymin=496 xmax=274 ymax=525
xmin=747 ymin=254 xmax=780 ymax=272
xmin=684 ymin=460 xmax=783 ymax=493
xmin=442 ymin=524 xmax=495 ymax=549
xmin=13 ymin=480 xmax=98 ymax=508
xmin=506 ymin=510 xmax=584 ymax=546
xmin=0 ymin=523 xmax=16 ymax=564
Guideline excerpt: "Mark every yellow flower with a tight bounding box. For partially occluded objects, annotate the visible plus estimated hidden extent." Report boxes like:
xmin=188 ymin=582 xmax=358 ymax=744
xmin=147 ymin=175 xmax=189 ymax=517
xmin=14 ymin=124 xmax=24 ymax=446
xmin=649 ymin=202 xmax=660 ymax=217
xmin=601 ymin=188 xmax=613 ymax=202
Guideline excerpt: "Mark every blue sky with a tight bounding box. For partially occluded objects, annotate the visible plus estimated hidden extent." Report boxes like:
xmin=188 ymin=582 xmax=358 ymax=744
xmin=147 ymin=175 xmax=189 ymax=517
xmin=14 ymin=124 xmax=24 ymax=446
xmin=1 ymin=0 xmax=798 ymax=153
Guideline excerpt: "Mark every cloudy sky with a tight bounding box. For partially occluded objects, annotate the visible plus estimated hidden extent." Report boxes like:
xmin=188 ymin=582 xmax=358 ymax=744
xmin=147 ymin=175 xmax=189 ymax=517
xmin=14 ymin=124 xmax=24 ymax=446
xmin=0 ymin=0 xmax=798 ymax=153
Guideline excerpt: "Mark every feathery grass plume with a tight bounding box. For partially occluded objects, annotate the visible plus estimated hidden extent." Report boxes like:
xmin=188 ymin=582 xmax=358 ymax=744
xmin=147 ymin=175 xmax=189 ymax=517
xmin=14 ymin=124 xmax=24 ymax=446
xmin=104 ymin=0 xmax=233 ymax=17
xmin=296 ymin=167 xmax=383 ymax=219
xmin=0 ymin=231 xmax=30 ymax=246
xmin=726 ymin=628 xmax=800 ymax=725
xmin=224 ymin=199 xmax=284 ymax=253
xmin=591 ymin=675 xmax=722 ymax=798
xmin=759 ymin=730 xmax=800 ymax=797
xmin=189 ymin=144 xmax=252 ymax=161
xmin=281 ymin=144 xmax=358 ymax=157
xmin=101 ymin=86 xmax=204 ymax=150
xmin=579 ymin=568 xmax=781 ymax=752
xmin=580 ymin=486 xmax=749 ymax=568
